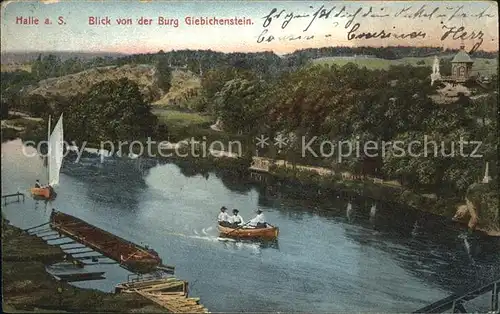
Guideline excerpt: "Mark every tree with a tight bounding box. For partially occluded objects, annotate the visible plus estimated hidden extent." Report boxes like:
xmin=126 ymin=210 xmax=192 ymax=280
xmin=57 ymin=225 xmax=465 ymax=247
xmin=202 ymin=67 xmax=257 ymax=99
xmin=1 ymin=70 xmax=38 ymax=102
xmin=21 ymin=94 xmax=51 ymax=117
xmin=60 ymin=78 xmax=157 ymax=143
xmin=1 ymin=101 xmax=9 ymax=119
xmin=212 ymin=78 xmax=268 ymax=135
xmin=155 ymin=56 xmax=172 ymax=94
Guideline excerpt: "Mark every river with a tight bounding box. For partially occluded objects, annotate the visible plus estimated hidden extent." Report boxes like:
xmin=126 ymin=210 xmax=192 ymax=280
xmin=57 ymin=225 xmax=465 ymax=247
xmin=2 ymin=139 xmax=499 ymax=312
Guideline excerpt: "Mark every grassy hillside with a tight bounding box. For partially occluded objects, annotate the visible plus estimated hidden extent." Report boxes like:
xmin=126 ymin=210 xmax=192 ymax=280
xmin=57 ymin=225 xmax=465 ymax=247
xmin=153 ymin=70 xmax=201 ymax=107
xmin=9 ymin=62 xmax=202 ymax=108
xmin=311 ymin=56 xmax=498 ymax=76
xmin=26 ymin=64 xmax=158 ymax=98
xmin=0 ymin=63 xmax=32 ymax=72
xmin=155 ymin=109 xmax=212 ymax=128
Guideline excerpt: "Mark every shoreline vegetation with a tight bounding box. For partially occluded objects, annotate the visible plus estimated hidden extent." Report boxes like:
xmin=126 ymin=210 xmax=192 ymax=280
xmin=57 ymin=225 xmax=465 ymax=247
xmin=2 ymin=127 xmax=498 ymax=237
xmin=1 ymin=47 xmax=498 ymax=236
xmin=1 ymin=46 xmax=498 ymax=312
xmin=2 ymin=105 xmax=498 ymax=236
xmin=1 ymin=216 xmax=167 ymax=313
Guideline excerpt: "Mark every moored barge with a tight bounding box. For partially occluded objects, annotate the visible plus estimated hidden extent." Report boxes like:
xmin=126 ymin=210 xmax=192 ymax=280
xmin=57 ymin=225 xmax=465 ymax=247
xmin=50 ymin=209 xmax=165 ymax=274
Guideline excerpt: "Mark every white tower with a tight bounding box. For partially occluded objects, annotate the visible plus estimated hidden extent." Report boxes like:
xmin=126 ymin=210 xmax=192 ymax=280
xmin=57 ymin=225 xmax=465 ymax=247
xmin=432 ymin=55 xmax=440 ymax=76
xmin=482 ymin=162 xmax=491 ymax=183
xmin=430 ymin=55 xmax=441 ymax=86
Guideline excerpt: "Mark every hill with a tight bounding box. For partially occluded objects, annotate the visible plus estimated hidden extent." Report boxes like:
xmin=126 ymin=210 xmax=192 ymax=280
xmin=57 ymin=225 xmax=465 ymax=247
xmin=0 ymin=63 xmax=32 ymax=73
xmin=24 ymin=64 xmax=160 ymax=99
xmin=21 ymin=64 xmax=202 ymax=107
xmin=0 ymin=51 xmax=127 ymax=64
xmin=152 ymin=70 xmax=201 ymax=107
xmin=311 ymin=56 xmax=498 ymax=76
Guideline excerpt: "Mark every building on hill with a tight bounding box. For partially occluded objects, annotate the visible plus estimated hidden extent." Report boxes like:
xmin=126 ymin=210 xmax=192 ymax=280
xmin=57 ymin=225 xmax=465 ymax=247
xmin=429 ymin=44 xmax=496 ymax=105
xmin=431 ymin=43 xmax=475 ymax=86
xmin=450 ymin=44 xmax=474 ymax=83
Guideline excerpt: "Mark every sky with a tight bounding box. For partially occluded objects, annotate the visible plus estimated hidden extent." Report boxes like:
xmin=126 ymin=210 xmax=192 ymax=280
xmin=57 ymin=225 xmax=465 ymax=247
xmin=1 ymin=0 xmax=498 ymax=54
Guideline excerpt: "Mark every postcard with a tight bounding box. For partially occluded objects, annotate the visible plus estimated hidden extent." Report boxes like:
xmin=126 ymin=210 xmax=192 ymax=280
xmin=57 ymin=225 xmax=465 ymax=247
xmin=1 ymin=0 xmax=499 ymax=313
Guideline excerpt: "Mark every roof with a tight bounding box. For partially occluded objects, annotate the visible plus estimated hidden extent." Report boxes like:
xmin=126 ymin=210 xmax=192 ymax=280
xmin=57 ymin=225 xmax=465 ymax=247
xmin=452 ymin=50 xmax=474 ymax=63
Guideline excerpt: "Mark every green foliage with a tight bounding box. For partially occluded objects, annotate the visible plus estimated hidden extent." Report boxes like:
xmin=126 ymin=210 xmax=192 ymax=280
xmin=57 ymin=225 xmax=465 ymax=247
xmin=1 ymin=71 xmax=38 ymax=101
xmin=1 ymin=128 xmax=18 ymax=143
xmin=1 ymin=101 xmax=9 ymax=119
xmin=1 ymin=47 xmax=497 ymax=206
xmin=20 ymin=94 xmax=51 ymax=117
xmin=156 ymin=110 xmax=211 ymax=130
xmin=439 ymin=58 xmax=452 ymax=76
xmin=201 ymin=67 xmax=257 ymax=101
xmin=200 ymin=57 xmax=497 ymax=198
xmin=213 ymin=78 xmax=268 ymax=134
xmin=31 ymin=54 xmax=86 ymax=80
xmin=52 ymin=78 xmax=157 ymax=143
xmin=155 ymin=55 xmax=172 ymax=93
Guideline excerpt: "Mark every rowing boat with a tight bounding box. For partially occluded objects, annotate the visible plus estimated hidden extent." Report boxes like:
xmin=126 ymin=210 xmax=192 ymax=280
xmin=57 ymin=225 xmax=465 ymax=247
xmin=31 ymin=187 xmax=51 ymax=199
xmin=218 ymin=225 xmax=279 ymax=240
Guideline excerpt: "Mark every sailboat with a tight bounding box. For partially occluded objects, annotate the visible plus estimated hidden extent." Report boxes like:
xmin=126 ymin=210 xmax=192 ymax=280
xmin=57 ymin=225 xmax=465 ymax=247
xmin=30 ymin=114 xmax=64 ymax=199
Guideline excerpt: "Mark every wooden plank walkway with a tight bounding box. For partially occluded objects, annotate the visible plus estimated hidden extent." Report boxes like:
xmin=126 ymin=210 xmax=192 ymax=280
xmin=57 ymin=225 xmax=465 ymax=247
xmin=116 ymin=277 xmax=209 ymax=313
xmin=1 ymin=192 xmax=25 ymax=205
xmin=49 ymin=209 xmax=174 ymax=274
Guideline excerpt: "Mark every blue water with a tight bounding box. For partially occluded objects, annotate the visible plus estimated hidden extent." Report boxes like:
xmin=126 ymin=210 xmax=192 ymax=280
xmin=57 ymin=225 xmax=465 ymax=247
xmin=2 ymin=139 xmax=499 ymax=312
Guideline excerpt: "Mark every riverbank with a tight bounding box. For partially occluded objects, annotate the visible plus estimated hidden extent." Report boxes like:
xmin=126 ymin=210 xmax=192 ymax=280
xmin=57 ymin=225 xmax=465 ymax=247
xmin=261 ymin=165 xmax=500 ymax=237
xmin=159 ymin=152 xmax=499 ymax=236
xmin=2 ymin=113 xmax=498 ymax=236
xmin=1 ymin=217 xmax=168 ymax=312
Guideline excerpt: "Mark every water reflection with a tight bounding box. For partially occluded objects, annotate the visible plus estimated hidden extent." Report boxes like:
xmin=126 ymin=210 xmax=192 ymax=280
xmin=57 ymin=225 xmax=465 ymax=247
xmin=347 ymin=202 xmax=355 ymax=223
xmin=343 ymin=214 xmax=500 ymax=294
xmin=258 ymin=191 xmax=500 ymax=298
xmin=217 ymin=237 xmax=280 ymax=250
xmin=62 ymin=156 xmax=153 ymax=209
xmin=2 ymin=139 xmax=499 ymax=312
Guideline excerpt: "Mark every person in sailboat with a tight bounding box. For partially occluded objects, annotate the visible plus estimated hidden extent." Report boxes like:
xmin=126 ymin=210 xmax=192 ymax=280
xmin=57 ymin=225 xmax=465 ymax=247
xmin=230 ymin=209 xmax=244 ymax=228
xmin=248 ymin=209 xmax=267 ymax=228
xmin=217 ymin=206 xmax=231 ymax=227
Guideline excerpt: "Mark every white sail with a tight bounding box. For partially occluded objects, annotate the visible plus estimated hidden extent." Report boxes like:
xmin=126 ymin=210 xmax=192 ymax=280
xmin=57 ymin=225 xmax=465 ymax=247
xmin=48 ymin=114 xmax=64 ymax=186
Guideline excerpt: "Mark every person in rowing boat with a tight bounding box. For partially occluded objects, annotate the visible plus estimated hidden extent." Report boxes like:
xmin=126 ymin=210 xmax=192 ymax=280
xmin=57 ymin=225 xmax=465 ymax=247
xmin=248 ymin=209 xmax=267 ymax=229
xmin=35 ymin=179 xmax=42 ymax=188
xmin=230 ymin=209 xmax=244 ymax=228
xmin=218 ymin=206 xmax=231 ymax=227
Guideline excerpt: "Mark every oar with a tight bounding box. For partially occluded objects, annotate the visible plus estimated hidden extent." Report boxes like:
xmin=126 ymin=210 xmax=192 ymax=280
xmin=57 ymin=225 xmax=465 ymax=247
xmin=226 ymin=221 xmax=251 ymax=235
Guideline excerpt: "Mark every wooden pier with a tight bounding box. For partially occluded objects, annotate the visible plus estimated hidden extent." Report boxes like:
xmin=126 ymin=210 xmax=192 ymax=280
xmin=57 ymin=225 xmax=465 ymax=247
xmin=22 ymin=211 xmax=207 ymax=312
xmin=1 ymin=192 xmax=25 ymax=205
xmin=116 ymin=277 xmax=209 ymax=313
xmin=49 ymin=209 xmax=175 ymax=274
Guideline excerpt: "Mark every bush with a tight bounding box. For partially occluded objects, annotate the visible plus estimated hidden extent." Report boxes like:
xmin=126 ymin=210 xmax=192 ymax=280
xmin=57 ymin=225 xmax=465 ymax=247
xmin=1 ymin=101 xmax=9 ymax=119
